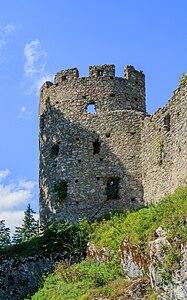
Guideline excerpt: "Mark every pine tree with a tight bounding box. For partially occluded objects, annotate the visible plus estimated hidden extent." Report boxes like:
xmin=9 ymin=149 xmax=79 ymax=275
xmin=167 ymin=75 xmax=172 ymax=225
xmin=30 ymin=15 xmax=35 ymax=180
xmin=12 ymin=226 xmax=24 ymax=245
xmin=12 ymin=204 xmax=38 ymax=244
xmin=0 ymin=220 xmax=11 ymax=247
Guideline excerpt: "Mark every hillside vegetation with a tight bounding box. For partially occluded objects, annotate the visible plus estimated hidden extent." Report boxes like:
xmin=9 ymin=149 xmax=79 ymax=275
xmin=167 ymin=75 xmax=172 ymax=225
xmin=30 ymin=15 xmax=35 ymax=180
xmin=27 ymin=187 xmax=187 ymax=300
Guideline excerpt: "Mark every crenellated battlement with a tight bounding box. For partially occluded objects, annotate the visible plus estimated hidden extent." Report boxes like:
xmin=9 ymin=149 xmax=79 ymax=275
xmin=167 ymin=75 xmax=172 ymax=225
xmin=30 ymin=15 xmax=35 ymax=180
xmin=40 ymin=64 xmax=146 ymax=114
xmin=40 ymin=64 xmax=145 ymax=91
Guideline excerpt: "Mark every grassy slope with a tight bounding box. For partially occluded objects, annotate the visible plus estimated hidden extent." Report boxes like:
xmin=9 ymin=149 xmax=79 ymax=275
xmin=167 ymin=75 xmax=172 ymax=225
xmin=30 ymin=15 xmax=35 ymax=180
xmin=27 ymin=187 xmax=187 ymax=300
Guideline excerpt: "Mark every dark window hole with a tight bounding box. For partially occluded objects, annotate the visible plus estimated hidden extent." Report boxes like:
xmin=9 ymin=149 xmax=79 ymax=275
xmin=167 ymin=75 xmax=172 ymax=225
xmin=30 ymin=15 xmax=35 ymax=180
xmin=105 ymin=131 xmax=110 ymax=138
xmin=78 ymin=159 xmax=82 ymax=163
xmin=97 ymin=177 xmax=100 ymax=181
xmin=93 ymin=139 xmax=101 ymax=155
xmin=50 ymin=143 xmax=60 ymax=159
xmin=76 ymin=201 xmax=79 ymax=205
xmin=134 ymin=98 xmax=138 ymax=101
xmin=110 ymin=93 xmax=115 ymax=97
xmin=110 ymin=76 xmax=114 ymax=79
xmin=62 ymin=75 xmax=67 ymax=81
xmin=106 ymin=178 xmax=119 ymax=200
xmin=82 ymin=95 xmax=87 ymax=99
xmin=40 ymin=115 xmax=44 ymax=131
xmin=75 ymin=137 xmax=80 ymax=141
xmin=54 ymin=181 xmax=68 ymax=201
xmin=164 ymin=114 xmax=170 ymax=132
xmin=75 ymin=179 xmax=78 ymax=183
xmin=100 ymin=158 xmax=103 ymax=161
xmin=135 ymin=81 xmax=138 ymax=84
xmin=131 ymin=197 xmax=136 ymax=202
xmin=98 ymin=70 xmax=104 ymax=76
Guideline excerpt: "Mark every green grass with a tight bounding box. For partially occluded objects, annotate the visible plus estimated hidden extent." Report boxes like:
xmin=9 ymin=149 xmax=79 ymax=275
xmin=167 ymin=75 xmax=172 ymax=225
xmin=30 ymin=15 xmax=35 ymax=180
xmin=27 ymin=187 xmax=187 ymax=299
xmin=90 ymin=187 xmax=187 ymax=250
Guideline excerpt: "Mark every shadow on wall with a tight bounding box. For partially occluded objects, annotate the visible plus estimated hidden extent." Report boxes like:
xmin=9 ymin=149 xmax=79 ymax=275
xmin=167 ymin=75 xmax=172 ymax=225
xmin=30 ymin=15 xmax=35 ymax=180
xmin=39 ymin=99 xmax=144 ymax=224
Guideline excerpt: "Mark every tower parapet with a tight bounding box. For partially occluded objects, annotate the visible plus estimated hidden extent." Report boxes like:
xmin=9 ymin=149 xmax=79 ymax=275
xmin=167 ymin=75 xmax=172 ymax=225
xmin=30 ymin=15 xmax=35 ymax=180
xmin=40 ymin=64 xmax=146 ymax=115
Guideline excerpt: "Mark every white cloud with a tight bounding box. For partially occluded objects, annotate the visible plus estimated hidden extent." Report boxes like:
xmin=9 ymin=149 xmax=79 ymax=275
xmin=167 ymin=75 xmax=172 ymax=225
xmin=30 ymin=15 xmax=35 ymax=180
xmin=0 ymin=211 xmax=39 ymax=235
xmin=3 ymin=24 xmax=15 ymax=34
xmin=0 ymin=170 xmax=38 ymax=234
xmin=0 ymin=183 xmax=32 ymax=210
xmin=36 ymin=73 xmax=54 ymax=91
xmin=0 ymin=210 xmax=25 ymax=234
xmin=0 ymin=169 xmax=10 ymax=181
xmin=0 ymin=24 xmax=15 ymax=51
xmin=19 ymin=180 xmax=37 ymax=190
xmin=24 ymin=40 xmax=47 ymax=78
xmin=23 ymin=39 xmax=53 ymax=95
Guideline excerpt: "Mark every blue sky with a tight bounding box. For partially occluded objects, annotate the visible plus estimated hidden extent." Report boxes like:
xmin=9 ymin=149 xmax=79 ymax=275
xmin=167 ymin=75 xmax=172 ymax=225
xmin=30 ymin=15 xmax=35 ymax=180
xmin=0 ymin=0 xmax=187 ymax=233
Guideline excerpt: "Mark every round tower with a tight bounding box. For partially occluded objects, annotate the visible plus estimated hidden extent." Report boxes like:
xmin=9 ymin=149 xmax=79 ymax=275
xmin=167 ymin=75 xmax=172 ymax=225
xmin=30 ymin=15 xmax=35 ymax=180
xmin=39 ymin=64 xmax=146 ymax=224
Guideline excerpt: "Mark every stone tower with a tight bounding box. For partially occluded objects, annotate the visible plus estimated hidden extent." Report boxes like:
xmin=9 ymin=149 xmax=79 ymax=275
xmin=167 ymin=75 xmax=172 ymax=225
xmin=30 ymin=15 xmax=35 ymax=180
xmin=39 ymin=64 xmax=146 ymax=224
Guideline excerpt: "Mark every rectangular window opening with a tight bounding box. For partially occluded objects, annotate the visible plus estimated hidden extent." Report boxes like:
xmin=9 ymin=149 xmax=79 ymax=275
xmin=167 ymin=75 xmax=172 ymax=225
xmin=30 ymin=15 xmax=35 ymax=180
xmin=106 ymin=178 xmax=120 ymax=200
xmin=164 ymin=114 xmax=170 ymax=132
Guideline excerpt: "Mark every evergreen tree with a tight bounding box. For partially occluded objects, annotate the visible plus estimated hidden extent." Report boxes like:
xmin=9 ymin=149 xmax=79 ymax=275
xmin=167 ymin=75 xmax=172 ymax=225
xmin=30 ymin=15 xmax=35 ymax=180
xmin=12 ymin=204 xmax=38 ymax=244
xmin=12 ymin=226 xmax=24 ymax=245
xmin=0 ymin=220 xmax=11 ymax=247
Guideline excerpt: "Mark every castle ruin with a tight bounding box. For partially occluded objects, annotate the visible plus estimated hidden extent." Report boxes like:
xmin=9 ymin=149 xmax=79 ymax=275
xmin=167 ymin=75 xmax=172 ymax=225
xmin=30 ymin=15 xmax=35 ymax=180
xmin=39 ymin=64 xmax=187 ymax=224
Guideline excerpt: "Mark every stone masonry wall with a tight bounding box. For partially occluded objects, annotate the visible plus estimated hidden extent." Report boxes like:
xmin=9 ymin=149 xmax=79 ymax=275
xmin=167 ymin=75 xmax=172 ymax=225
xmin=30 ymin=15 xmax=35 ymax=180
xmin=39 ymin=63 xmax=187 ymax=222
xmin=0 ymin=253 xmax=68 ymax=300
xmin=142 ymin=81 xmax=187 ymax=204
xmin=39 ymin=65 xmax=146 ymax=224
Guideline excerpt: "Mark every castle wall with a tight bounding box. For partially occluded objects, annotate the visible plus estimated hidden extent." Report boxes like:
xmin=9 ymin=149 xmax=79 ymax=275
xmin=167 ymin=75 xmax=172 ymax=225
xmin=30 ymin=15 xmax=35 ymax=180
xmin=142 ymin=82 xmax=187 ymax=204
xmin=39 ymin=65 xmax=146 ymax=223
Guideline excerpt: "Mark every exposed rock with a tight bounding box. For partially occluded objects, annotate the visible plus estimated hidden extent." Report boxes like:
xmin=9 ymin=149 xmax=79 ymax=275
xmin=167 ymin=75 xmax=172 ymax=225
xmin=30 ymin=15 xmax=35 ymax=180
xmin=149 ymin=226 xmax=171 ymax=289
xmin=0 ymin=252 xmax=71 ymax=300
xmin=119 ymin=227 xmax=187 ymax=299
xmin=167 ymin=243 xmax=187 ymax=300
xmin=121 ymin=277 xmax=150 ymax=300
xmin=87 ymin=241 xmax=114 ymax=263
xmin=149 ymin=228 xmax=187 ymax=299
xmin=120 ymin=239 xmax=148 ymax=278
